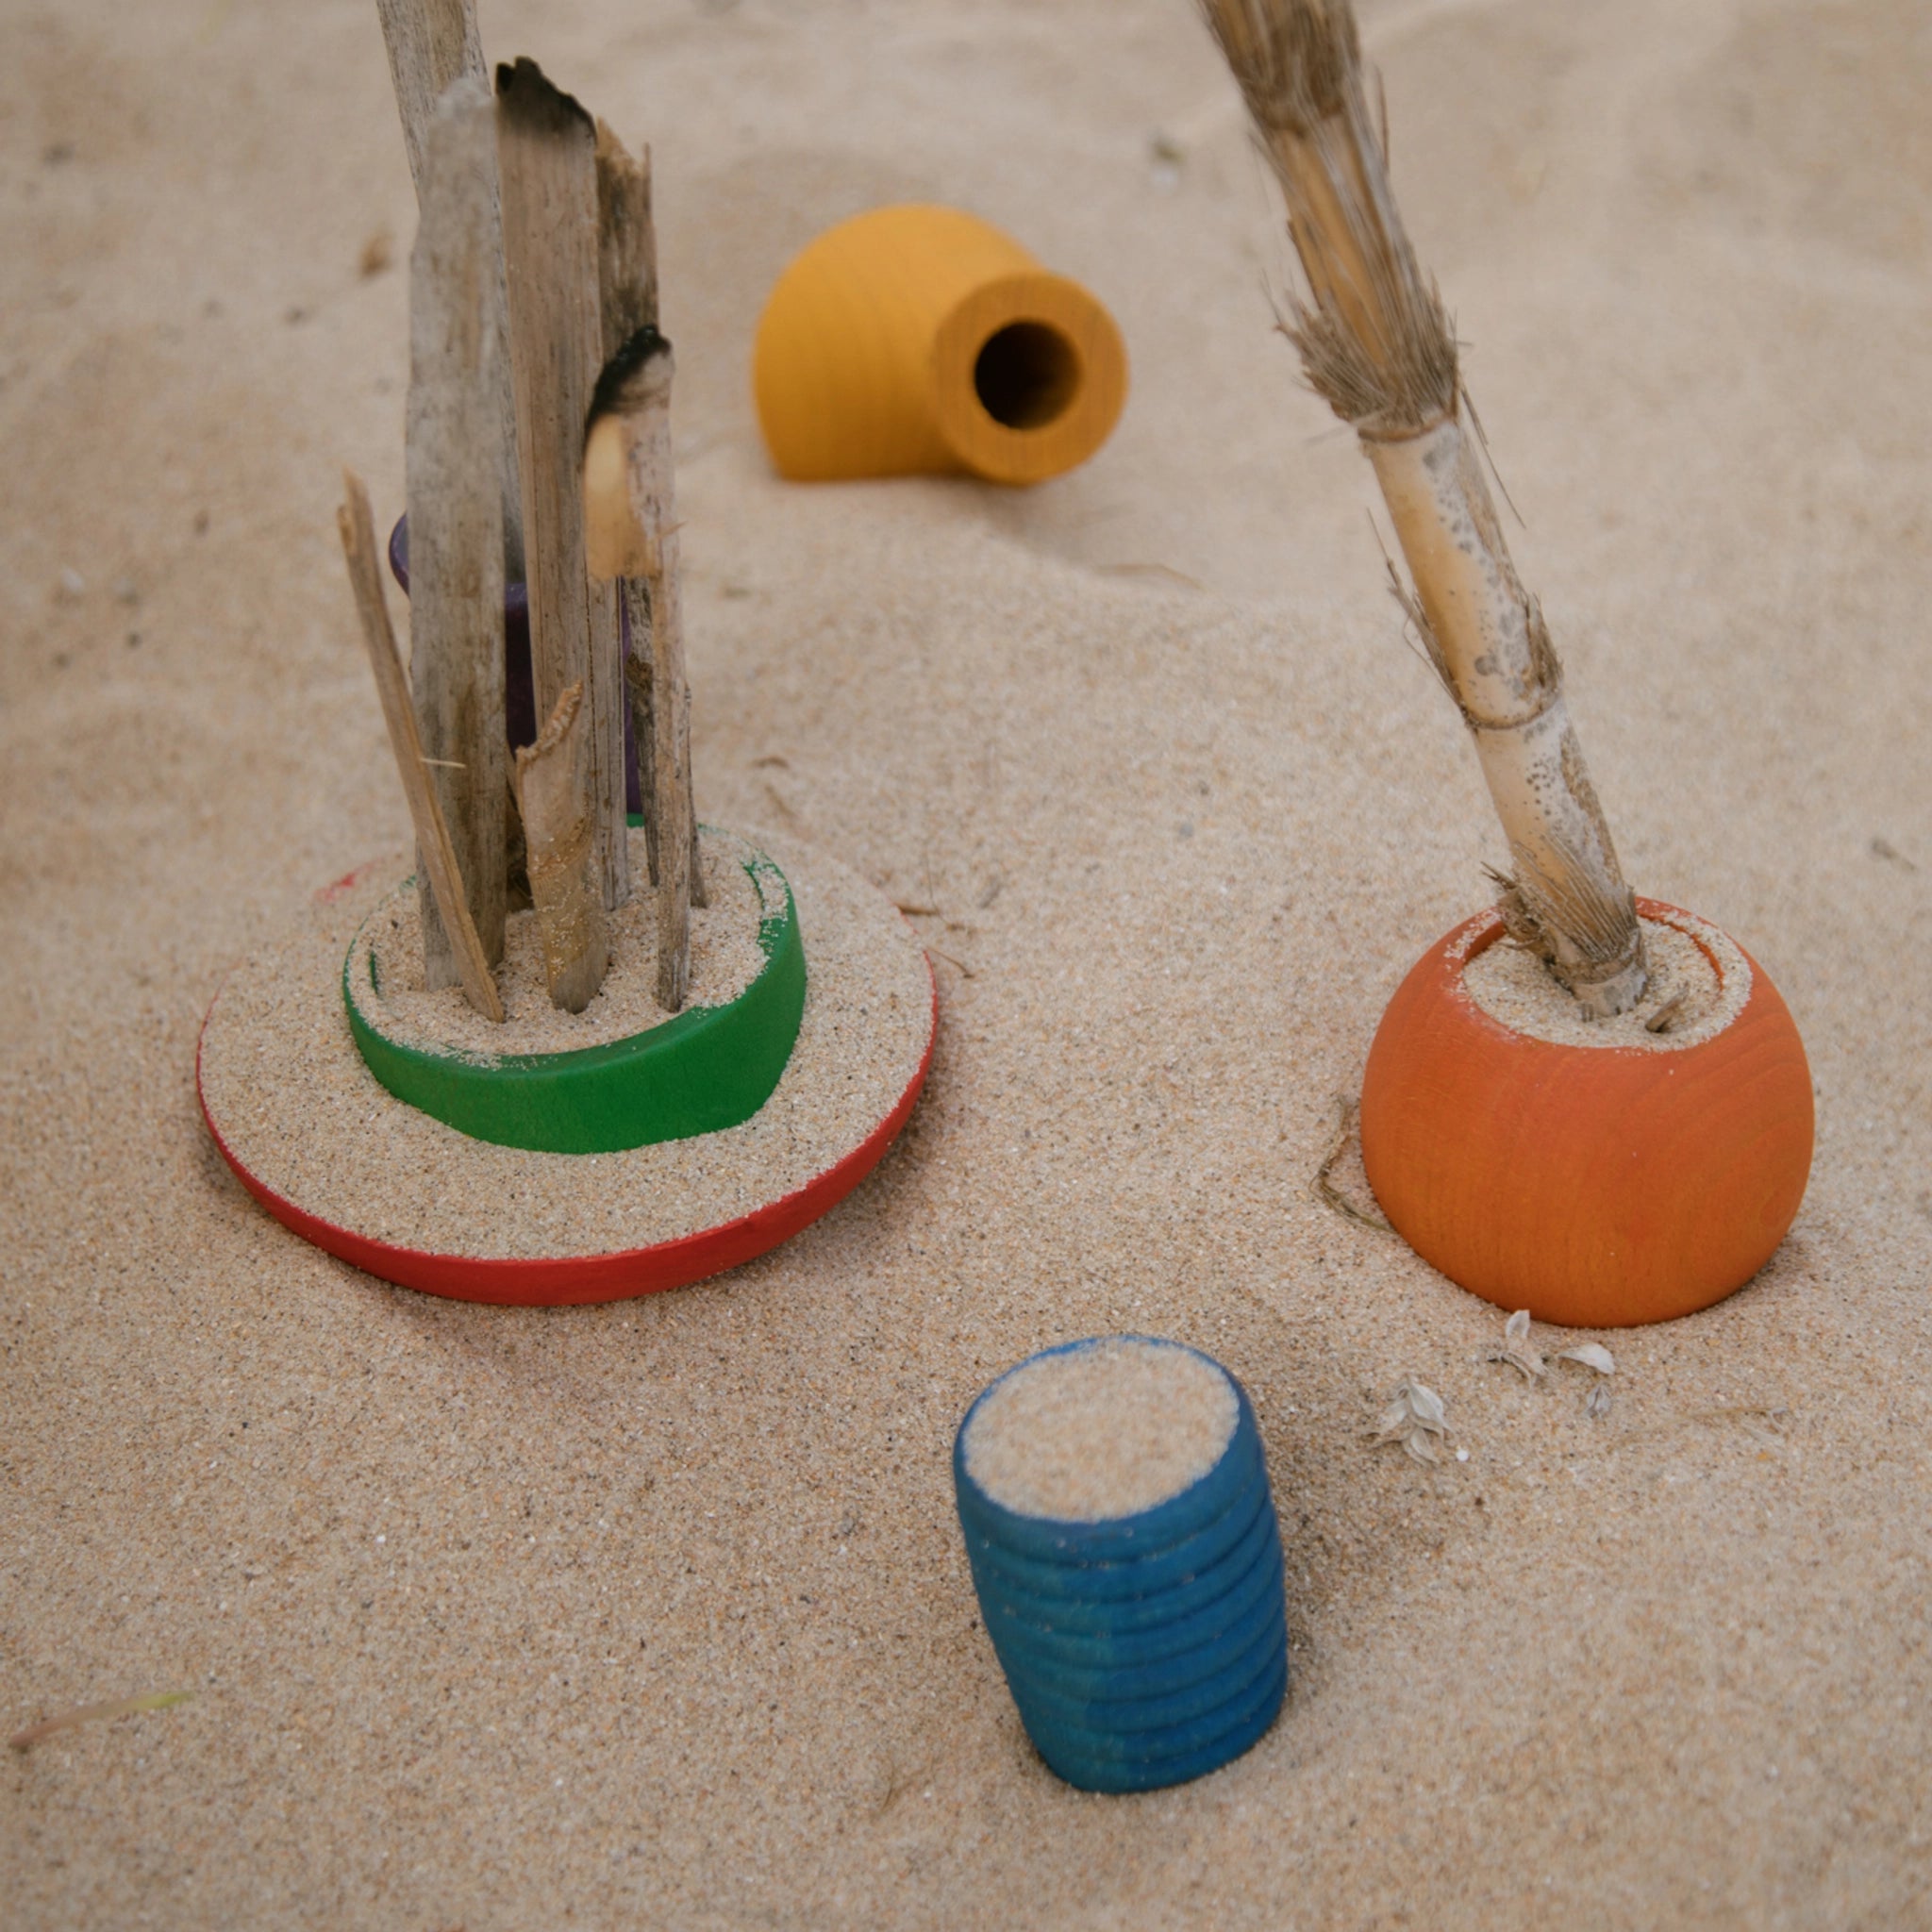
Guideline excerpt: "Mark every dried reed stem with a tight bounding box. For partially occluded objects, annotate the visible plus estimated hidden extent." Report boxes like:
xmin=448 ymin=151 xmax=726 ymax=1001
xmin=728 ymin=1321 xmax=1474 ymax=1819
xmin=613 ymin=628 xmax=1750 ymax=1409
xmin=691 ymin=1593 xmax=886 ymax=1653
xmin=595 ymin=119 xmax=661 ymax=899
xmin=1198 ymin=0 xmax=1647 ymax=1015
xmin=594 ymin=119 xmax=707 ymax=917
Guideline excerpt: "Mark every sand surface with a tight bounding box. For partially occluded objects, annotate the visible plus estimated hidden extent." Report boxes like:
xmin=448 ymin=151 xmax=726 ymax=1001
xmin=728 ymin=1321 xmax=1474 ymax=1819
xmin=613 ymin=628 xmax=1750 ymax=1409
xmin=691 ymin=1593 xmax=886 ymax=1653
xmin=3 ymin=0 xmax=1929 ymax=1926
xmin=359 ymin=826 xmax=772 ymax=1058
xmin=1463 ymin=910 xmax=1750 ymax=1049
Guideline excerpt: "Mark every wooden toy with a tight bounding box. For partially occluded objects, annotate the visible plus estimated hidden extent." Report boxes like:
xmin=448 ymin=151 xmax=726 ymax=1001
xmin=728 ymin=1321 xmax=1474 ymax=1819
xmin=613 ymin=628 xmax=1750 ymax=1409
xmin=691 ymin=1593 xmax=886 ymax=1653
xmin=198 ymin=13 xmax=933 ymax=1304
xmin=196 ymin=840 xmax=931 ymax=1306
xmin=753 ymin=206 xmax=1128 ymax=485
xmin=954 ymin=1338 xmax=1288 ymax=1793
xmin=1199 ymin=0 xmax=1811 ymax=1324
xmin=1360 ymin=902 xmax=1815 ymax=1327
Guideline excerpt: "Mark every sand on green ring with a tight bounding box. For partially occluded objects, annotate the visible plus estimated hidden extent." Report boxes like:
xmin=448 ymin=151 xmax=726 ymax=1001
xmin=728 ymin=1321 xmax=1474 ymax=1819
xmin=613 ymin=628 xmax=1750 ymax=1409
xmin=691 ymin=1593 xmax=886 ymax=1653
xmin=198 ymin=831 xmax=931 ymax=1260
xmin=353 ymin=824 xmax=772 ymax=1060
xmin=963 ymin=1339 xmax=1240 ymax=1523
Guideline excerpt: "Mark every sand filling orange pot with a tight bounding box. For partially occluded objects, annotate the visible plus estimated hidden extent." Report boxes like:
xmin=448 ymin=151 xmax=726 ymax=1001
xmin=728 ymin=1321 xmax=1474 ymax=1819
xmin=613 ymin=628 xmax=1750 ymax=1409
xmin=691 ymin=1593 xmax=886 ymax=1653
xmin=1359 ymin=899 xmax=1813 ymax=1328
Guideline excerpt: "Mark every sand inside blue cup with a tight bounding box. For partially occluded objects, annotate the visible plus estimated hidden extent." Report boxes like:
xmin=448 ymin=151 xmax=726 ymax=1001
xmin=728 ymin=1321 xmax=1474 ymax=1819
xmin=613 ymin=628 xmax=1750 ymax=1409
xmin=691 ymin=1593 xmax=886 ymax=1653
xmin=962 ymin=1339 xmax=1239 ymax=1524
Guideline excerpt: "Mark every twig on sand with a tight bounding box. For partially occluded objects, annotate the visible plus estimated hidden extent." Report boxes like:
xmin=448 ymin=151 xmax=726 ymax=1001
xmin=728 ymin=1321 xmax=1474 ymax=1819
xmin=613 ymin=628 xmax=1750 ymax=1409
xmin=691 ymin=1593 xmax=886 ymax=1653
xmin=585 ymin=325 xmax=699 ymax=1010
xmin=1314 ymin=1093 xmax=1394 ymax=1232
xmin=497 ymin=58 xmax=629 ymax=915
xmin=592 ymin=119 xmax=706 ymax=915
xmin=374 ymin=0 xmax=523 ymax=575
xmin=10 ymin=1690 xmax=194 ymax=1751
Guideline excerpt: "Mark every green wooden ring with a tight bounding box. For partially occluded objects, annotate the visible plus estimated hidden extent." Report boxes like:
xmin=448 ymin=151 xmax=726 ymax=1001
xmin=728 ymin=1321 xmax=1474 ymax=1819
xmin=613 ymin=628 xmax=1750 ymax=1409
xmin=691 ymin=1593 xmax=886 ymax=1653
xmin=342 ymin=827 xmax=807 ymax=1154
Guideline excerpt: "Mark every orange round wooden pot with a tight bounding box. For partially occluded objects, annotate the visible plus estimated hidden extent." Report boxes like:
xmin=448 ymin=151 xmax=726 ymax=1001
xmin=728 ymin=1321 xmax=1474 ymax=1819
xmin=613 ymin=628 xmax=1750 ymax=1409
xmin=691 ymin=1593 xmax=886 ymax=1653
xmin=752 ymin=205 xmax=1127 ymax=486
xmin=1358 ymin=900 xmax=1813 ymax=1327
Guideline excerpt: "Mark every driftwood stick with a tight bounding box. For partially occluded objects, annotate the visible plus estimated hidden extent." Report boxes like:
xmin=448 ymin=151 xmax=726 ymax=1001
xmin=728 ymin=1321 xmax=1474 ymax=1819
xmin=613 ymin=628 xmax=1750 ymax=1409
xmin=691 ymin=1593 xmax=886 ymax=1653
xmin=406 ymin=76 xmax=508 ymax=987
xmin=496 ymin=58 xmax=629 ymax=917
xmin=681 ymin=670 xmax=708 ymax=911
xmin=596 ymin=119 xmax=660 ymax=875
xmin=514 ymin=681 xmax=609 ymax=1013
xmin=375 ymin=0 xmax=483 ymax=192
xmin=594 ymin=119 xmax=658 ymax=350
xmin=374 ymin=0 xmax=523 ymax=578
xmin=593 ymin=121 xmax=706 ymax=913
xmin=585 ymin=330 xmax=696 ymax=1010
xmin=622 ymin=627 xmax=659 ymax=889
xmin=337 ymin=470 xmax=505 ymax=1023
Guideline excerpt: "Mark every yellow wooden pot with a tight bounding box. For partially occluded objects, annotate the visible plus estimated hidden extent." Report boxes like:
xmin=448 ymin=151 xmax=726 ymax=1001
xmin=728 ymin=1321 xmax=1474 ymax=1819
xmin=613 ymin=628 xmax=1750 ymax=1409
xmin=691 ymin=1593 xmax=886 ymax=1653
xmin=752 ymin=205 xmax=1127 ymax=486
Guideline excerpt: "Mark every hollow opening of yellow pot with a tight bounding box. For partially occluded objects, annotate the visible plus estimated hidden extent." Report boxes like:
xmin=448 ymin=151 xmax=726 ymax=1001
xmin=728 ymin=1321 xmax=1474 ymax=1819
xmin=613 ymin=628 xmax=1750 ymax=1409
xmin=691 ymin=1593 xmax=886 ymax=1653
xmin=973 ymin=321 xmax=1080 ymax=431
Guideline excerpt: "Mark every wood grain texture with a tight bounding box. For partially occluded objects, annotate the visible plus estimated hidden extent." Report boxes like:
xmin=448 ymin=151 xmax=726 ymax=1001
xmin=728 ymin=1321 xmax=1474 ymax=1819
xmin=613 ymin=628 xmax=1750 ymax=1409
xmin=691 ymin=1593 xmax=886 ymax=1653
xmin=375 ymin=0 xmax=523 ymax=578
xmin=336 ymin=471 xmax=505 ymax=1023
xmin=594 ymin=120 xmax=658 ymax=351
xmin=512 ymin=680 xmax=608 ymax=1013
xmin=405 ymin=77 xmax=507 ymax=986
xmin=752 ymin=205 xmax=1127 ymax=485
xmin=375 ymin=0 xmax=483 ymax=192
xmin=496 ymin=58 xmax=629 ymax=915
xmin=1358 ymin=901 xmax=1814 ymax=1327
xmin=585 ymin=345 xmax=695 ymax=1008
xmin=591 ymin=115 xmax=701 ymax=1000
xmin=596 ymin=122 xmax=703 ymax=927
xmin=622 ymin=624 xmax=658 ymax=888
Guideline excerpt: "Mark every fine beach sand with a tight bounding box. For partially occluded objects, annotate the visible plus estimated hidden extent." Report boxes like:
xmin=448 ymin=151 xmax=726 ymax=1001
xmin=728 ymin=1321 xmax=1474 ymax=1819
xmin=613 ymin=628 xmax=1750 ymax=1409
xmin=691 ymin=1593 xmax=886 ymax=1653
xmin=3 ymin=0 xmax=1929 ymax=1925
xmin=962 ymin=1338 xmax=1240 ymax=1522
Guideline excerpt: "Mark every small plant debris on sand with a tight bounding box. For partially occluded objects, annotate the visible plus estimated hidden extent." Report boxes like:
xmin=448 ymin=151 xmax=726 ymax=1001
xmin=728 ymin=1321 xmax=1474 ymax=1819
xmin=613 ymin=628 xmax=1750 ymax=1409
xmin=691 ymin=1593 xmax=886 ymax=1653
xmin=1371 ymin=1379 xmax=1449 ymax=1463
xmin=1485 ymin=1308 xmax=1615 ymax=1413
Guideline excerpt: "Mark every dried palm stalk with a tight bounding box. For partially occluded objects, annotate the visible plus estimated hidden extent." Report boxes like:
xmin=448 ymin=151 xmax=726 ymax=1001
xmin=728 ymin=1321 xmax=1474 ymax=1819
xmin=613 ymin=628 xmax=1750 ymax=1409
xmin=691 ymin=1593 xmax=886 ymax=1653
xmin=1199 ymin=0 xmax=1647 ymax=1015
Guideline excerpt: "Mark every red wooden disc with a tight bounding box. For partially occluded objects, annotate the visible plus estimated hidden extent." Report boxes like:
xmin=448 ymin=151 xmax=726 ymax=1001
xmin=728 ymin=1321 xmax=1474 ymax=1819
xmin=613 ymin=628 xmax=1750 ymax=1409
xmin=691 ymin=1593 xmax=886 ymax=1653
xmin=198 ymin=850 xmax=936 ymax=1307
xmin=197 ymin=1000 xmax=932 ymax=1305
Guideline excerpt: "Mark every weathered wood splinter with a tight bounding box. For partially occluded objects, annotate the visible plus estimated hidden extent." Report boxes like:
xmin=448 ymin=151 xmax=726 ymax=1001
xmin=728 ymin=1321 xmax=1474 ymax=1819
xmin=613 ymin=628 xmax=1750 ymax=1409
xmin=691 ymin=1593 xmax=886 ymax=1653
xmin=591 ymin=120 xmax=706 ymax=1009
xmin=375 ymin=0 xmax=523 ymax=578
xmin=585 ymin=327 xmax=701 ymax=1011
xmin=592 ymin=121 xmax=663 ymax=892
xmin=513 ymin=680 xmax=609 ymax=1014
xmin=337 ymin=469 xmax=505 ymax=1024
xmin=497 ymin=57 xmax=629 ymax=941
xmin=404 ymin=75 xmax=508 ymax=989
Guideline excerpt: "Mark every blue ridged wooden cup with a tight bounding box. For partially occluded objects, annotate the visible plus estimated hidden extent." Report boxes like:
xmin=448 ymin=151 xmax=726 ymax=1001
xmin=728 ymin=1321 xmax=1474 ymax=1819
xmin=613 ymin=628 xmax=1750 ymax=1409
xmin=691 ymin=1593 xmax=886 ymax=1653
xmin=954 ymin=1337 xmax=1288 ymax=1793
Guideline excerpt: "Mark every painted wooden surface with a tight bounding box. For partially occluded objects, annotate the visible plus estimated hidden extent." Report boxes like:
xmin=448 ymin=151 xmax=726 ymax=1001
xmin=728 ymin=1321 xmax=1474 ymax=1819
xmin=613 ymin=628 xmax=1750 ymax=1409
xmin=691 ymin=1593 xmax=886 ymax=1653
xmin=1359 ymin=900 xmax=1815 ymax=1328
xmin=953 ymin=1341 xmax=1287 ymax=1794
xmin=197 ymin=923 xmax=933 ymax=1307
xmin=753 ymin=205 xmax=1127 ymax=487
